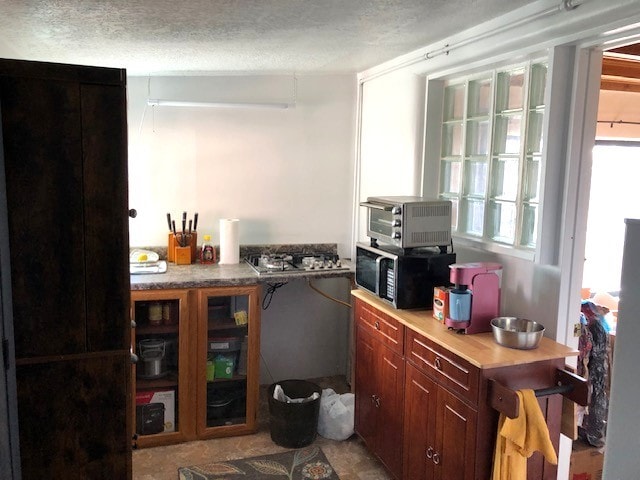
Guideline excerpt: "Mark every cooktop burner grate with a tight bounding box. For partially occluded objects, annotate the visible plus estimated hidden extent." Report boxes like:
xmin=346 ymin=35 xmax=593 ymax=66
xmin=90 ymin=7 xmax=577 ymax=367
xmin=245 ymin=252 xmax=347 ymax=275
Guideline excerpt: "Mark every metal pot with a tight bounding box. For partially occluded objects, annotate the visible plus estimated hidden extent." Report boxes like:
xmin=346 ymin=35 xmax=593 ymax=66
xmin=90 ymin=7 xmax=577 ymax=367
xmin=138 ymin=339 xmax=166 ymax=378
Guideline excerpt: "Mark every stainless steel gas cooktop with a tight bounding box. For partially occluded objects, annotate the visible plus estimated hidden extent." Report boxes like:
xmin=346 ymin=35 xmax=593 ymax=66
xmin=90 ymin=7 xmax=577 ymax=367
xmin=245 ymin=252 xmax=348 ymax=275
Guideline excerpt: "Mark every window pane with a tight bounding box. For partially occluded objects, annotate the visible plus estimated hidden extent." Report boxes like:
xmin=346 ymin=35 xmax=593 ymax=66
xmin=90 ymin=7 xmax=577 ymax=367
xmin=444 ymin=84 xmax=465 ymax=121
xmin=529 ymin=63 xmax=547 ymax=109
xmin=460 ymin=198 xmax=484 ymax=236
xmin=442 ymin=122 xmax=463 ymax=157
xmin=438 ymin=60 xmax=546 ymax=251
xmin=526 ymin=111 xmax=544 ymax=154
xmin=490 ymin=157 xmax=519 ymax=201
xmin=487 ymin=201 xmax=517 ymax=244
xmin=523 ymin=156 xmax=540 ymax=202
xmin=466 ymin=119 xmax=490 ymax=156
xmin=493 ymin=114 xmax=522 ymax=155
xmin=496 ymin=70 xmax=525 ymax=113
xmin=440 ymin=160 xmax=461 ymax=195
xmin=449 ymin=198 xmax=459 ymax=231
xmin=520 ymin=204 xmax=538 ymax=247
xmin=463 ymin=159 xmax=488 ymax=196
xmin=468 ymin=78 xmax=492 ymax=117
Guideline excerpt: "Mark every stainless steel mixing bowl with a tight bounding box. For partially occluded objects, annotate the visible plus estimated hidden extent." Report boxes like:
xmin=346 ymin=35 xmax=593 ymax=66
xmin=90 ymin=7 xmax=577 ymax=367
xmin=490 ymin=317 xmax=545 ymax=349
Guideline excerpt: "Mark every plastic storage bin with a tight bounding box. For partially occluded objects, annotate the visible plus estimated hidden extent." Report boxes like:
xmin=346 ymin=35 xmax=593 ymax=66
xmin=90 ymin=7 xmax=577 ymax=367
xmin=268 ymin=379 xmax=321 ymax=448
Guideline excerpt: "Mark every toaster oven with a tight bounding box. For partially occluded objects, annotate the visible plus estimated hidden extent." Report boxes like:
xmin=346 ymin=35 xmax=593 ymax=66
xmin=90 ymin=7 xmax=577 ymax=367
xmin=360 ymin=196 xmax=452 ymax=249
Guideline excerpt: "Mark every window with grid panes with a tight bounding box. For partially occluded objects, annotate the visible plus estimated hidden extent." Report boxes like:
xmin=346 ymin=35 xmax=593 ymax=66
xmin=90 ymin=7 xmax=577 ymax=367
xmin=439 ymin=61 xmax=547 ymax=250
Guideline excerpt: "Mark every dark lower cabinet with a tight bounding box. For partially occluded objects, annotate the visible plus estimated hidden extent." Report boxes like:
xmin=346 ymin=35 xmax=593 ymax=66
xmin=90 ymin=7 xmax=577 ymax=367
xmin=354 ymin=293 xmax=567 ymax=480
xmin=1 ymin=58 xmax=130 ymax=479
xmin=404 ymin=363 xmax=477 ymax=480
xmin=354 ymin=302 xmax=405 ymax=479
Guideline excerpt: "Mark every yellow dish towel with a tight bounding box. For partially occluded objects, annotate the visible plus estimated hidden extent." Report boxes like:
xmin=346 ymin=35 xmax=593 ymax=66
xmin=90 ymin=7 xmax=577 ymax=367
xmin=492 ymin=389 xmax=558 ymax=480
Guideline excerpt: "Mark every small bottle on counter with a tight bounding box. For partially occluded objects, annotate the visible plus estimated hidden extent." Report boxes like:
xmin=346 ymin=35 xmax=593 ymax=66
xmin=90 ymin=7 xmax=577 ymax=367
xmin=201 ymin=234 xmax=216 ymax=264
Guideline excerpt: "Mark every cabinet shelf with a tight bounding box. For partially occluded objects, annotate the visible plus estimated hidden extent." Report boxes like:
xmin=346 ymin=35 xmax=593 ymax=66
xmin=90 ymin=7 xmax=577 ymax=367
xmin=136 ymin=324 xmax=180 ymax=335
xmin=206 ymin=374 xmax=246 ymax=384
xmin=136 ymin=372 xmax=179 ymax=390
xmin=207 ymin=319 xmax=248 ymax=332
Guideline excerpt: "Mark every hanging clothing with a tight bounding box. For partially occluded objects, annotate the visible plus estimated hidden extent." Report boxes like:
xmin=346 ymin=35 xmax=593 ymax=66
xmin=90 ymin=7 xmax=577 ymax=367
xmin=492 ymin=389 xmax=558 ymax=480
xmin=577 ymin=300 xmax=610 ymax=447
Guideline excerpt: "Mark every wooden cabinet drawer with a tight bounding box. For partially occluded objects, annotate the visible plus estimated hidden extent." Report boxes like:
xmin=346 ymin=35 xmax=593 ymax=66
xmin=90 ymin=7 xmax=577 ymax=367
xmin=354 ymin=298 xmax=404 ymax=355
xmin=405 ymin=328 xmax=479 ymax=405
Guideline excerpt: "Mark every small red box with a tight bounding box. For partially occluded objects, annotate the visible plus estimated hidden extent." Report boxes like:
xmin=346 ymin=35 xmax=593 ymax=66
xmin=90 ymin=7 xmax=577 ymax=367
xmin=433 ymin=286 xmax=450 ymax=322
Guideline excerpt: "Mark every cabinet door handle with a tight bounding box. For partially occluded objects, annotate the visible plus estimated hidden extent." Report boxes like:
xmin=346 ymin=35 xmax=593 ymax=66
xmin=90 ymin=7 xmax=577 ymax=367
xmin=433 ymin=452 xmax=441 ymax=465
xmin=426 ymin=446 xmax=434 ymax=459
xmin=371 ymin=394 xmax=377 ymax=404
xmin=435 ymin=357 xmax=442 ymax=370
xmin=131 ymin=320 xmax=137 ymax=328
xmin=130 ymin=350 xmax=139 ymax=364
xmin=371 ymin=394 xmax=381 ymax=408
xmin=374 ymin=321 xmax=381 ymax=330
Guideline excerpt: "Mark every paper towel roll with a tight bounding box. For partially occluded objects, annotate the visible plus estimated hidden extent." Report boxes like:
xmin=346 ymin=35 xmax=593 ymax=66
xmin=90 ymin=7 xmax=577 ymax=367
xmin=219 ymin=218 xmax=240 ymax=264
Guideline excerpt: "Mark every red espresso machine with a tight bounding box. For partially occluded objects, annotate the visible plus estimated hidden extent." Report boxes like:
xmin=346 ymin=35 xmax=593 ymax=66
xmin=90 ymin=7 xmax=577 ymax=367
xmin=444 ymin=262 xmax=502 ymax=334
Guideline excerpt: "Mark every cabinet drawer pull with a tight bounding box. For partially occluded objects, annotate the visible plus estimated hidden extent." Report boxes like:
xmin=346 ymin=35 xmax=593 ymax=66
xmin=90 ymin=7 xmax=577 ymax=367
xmin=435 ymin=357 xmax=442 ymax=370
xmin=374 ymin=321 xmax=381 ymax=330
xmin=374 ymin=395 xmax=380 ymax=408
xmin=433 ymin=452 xmax=441 ymax=465
xmin=426 ymin=446 xmax=434 ymax=459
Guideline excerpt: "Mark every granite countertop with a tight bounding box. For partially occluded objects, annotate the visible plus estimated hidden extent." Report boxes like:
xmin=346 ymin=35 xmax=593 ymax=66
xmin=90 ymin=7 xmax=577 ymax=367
xmin=130 ymin=259 xmax=354 ymax=290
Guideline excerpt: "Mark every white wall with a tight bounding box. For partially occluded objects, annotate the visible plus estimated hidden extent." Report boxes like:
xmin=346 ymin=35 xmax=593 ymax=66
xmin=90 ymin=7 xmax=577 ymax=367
xmin=127 ymin=74 xmax=356 ymax=258
xmin=355 ymin=70 xmax=426 ymax=243
xmin=127 ymin=74 xmax=357 ymax=382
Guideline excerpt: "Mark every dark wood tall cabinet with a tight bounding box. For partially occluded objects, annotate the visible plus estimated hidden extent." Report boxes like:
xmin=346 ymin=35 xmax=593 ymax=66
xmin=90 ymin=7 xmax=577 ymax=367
xmin=354 ymin=298 xmax=405 ymax=479
xmin=0 ymin=59 xmax=131 ymax=479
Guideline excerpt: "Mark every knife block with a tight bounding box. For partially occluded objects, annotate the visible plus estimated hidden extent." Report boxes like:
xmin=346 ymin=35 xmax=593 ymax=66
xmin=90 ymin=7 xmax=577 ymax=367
xmin=167 ymin=232 xmax=176 ymax=262
xmin=174 ymin=245 xmax=191 ymax=265
xmin=189 ymin=232 xmax=198 ymax=262
xmin=169 ymin=233 xmax=197 ymax=263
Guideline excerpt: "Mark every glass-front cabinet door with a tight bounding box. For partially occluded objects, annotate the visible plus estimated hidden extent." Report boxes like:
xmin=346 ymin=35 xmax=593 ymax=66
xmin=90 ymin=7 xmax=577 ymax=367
xmin=197 ymin=285 xmax=261 ymax=438
xmin=131 ymin=289 xmax=191 ymax=448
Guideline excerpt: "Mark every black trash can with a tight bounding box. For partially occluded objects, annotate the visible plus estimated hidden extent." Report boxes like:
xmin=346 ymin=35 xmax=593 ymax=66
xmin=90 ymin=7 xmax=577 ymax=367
xmin=268 ymin=379 xmax=322 ymax=448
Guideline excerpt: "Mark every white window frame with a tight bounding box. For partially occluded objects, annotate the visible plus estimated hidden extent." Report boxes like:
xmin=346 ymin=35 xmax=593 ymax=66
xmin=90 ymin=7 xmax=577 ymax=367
xmin=434 ymin=58 xmax=548 ymax=260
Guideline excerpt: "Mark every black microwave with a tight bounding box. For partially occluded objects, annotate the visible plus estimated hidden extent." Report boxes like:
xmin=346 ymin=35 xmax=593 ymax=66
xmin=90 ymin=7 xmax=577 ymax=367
xmin=355 ymin=242 xmax=455 ymax=309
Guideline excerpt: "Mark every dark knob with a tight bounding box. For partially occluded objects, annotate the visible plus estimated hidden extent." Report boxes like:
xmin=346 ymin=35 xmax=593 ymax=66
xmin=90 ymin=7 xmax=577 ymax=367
xmin=392 ymin=206 xmax=402 ymax=215
xmin=392 ymin=219 xmax=401 ymax=227
xmin=392 ymin=232 xmax=401 ymax=239
xmin=129 ymin=208 xmax=137 ymax=218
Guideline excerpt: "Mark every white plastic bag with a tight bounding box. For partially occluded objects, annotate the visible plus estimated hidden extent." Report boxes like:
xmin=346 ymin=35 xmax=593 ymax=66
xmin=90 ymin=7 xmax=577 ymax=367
xmin=317 ymin=388 xmax=355 ymax=441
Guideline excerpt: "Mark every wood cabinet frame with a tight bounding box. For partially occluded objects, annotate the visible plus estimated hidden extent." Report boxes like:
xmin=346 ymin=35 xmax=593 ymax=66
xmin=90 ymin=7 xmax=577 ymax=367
xmin=353 ymin=293 xmax=571 ymax=480
xmin=130 ymin=285 xmax=261 ymax=448
xmin=196 ymin=285 xmax=261 ymax=439
xmin=131 ymin=289 xmax=193 ymax=448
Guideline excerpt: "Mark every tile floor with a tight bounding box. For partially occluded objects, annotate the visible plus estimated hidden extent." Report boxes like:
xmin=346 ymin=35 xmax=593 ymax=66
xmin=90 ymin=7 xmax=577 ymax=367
xmin=133 ymin=376 xmax=392 ymax=479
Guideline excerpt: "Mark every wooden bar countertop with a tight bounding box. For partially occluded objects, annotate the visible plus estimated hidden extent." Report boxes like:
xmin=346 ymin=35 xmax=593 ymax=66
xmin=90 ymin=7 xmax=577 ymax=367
xmin=352 ymin=289 xmax=578 ymax=370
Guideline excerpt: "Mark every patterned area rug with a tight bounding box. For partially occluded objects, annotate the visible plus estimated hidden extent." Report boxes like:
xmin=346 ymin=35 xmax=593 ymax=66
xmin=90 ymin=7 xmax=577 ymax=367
xmin=178 ymin=446 xmax=340 ymax=480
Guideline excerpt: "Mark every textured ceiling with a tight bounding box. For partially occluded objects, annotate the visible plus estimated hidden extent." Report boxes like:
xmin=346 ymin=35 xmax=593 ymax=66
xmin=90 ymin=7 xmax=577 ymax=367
xmin=0 ymin=0 xmax=531 ymax=75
